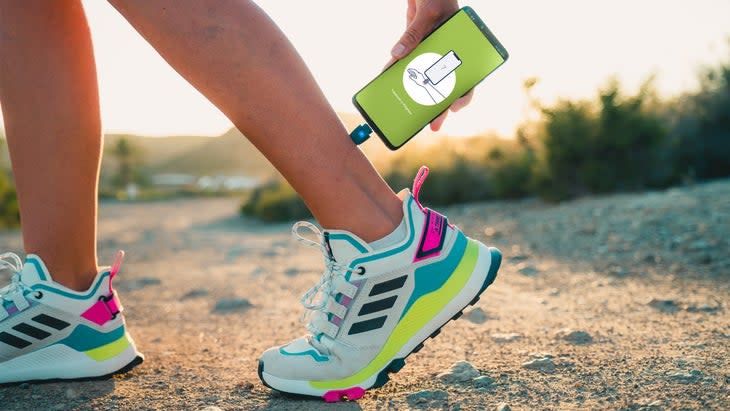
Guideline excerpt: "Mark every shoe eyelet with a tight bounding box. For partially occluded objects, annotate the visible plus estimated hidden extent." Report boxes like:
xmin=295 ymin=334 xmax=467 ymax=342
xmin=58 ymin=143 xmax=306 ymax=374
xmin=355 ymin=266 xmax=366 ymax=275
xmin=33 ymin=291 xmax=43 ymax=300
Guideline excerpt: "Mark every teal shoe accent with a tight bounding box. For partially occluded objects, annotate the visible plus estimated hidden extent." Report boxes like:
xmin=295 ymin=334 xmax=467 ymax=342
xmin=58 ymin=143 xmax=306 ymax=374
xmin=328 ymin=233 xmax=368 ymax=253
xmin=399 ymin=232 xmax=468 ymax=320
xmin=31 ymin=272 xmax=110 ymax=300
xmin=25 ymin=256 xmax=48 ymax=281
xmin=56 ymin=324 xmax=125 ymax=352
xmin=481 ymin=248 xmax=502 ymax=293
xmin=279 ymin=346 xmax=329 ymax=362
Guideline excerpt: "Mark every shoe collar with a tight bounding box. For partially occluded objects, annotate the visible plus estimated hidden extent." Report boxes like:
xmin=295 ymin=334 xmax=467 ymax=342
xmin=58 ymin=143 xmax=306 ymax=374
xmin=20 ymin=251 xmax=125 ymax=298
xmin=20 ymin=254 xmax=52 ymax=286
xmin=323 ymin=188 xmax=418 ymax=269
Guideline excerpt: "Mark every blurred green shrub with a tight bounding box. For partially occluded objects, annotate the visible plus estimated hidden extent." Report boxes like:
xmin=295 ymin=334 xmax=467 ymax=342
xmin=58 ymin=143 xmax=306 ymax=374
xmin=0 ymin=171 xmax=19 ymax=229
xmin=240 ymin=181 xmax=311 ymax=222
xmin=670 ymin=56 xmax=730 ymax=181
xmin=533 ymin=79 xmax=671 ymax=200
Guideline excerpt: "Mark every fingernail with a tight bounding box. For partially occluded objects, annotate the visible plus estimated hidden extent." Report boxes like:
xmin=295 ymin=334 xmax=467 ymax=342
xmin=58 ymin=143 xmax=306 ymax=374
xmin=391 ymin=43 xmax=406 ymax=58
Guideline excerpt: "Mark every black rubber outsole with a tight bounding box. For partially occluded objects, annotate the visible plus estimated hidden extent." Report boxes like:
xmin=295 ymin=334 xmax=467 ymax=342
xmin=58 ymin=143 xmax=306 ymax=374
xmin=258 ymin=247 xmax=503 ymax=399
xmin=0 ymin=355 xmax=144 ymax=388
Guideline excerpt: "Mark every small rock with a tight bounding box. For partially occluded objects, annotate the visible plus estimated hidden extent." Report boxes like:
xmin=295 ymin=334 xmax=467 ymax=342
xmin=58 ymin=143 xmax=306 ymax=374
xmin=578 ymin=225 xmax=596 ymax=235
xmin=495 ymin=402 xmax=511 ymax=411
xmin=509 ymin=254 xmax=529 ymax=263
xmin=687 ymin=240 xmax=709 ymax=251
xmin=521 ymin=357 xmax=556 ymax=373
xmin=65 ymin=388 xmax=78 ymax=400
xmin=199 ymin=407 xmax=224 ymax=411
xmin=213 ymin=298 xmax=252 ymax=313
xmin=685 ymin=304 xmax=719 ymax=313
xmin=19 ymin=383 xmax=30 ymax=389
xmin=284 ymin=267 xmax=301 ymax=276
xmin=697 ymin=253 xmax=713 ymax=264
xmin=472 ymin=375 xmax=495 ymax=387
xmin=490 ymin=333 xmax=522 ymax=343
xmin=180 ymin=289 xmax=209 ymax=300
xmin=484 ymin=227 xmax=503 ymax=239
xmin=669 ymin=369 xmax=703 ymax=383
xmin=406 ymin=389 xmax=448 ymax=406
xmin=607 ymin=264 xmax=626 ymax=276
xmin=237 ymin=381 xmax=254 ymax=391
xmin=647 ymin=298 xmax=680 ymax=313
xmin=548 ymin=288 xmax=560 ymax=296
xmin=642 ymin=253 xmax=659 ymax=264
xmin=516 ymin=263 xmax=539 ymax=276
xmin=555 ymin=328 xmax=593 ymax=345
xmin=437 ymin=360 xmax=480 ymax=383
xmin=465 ymin=307 xmax=488 ymax=324
xmin=120 ymin=276 xmax=161 ymax=291
xmin=646 ymin=400 xmax=662 ymax=409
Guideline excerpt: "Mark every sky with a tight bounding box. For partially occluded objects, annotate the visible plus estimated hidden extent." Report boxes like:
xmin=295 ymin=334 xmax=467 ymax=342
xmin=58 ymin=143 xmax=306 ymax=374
xmin=3 ymin=0 xmax=730 ymax=138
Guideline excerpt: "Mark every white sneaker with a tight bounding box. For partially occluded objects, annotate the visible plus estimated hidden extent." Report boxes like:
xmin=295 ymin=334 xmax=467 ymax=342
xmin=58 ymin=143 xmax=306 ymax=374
xmin=258 ymin=166 xmax=502 ymax=402
xmin=0 ymin=251 xmax=143 ymax=384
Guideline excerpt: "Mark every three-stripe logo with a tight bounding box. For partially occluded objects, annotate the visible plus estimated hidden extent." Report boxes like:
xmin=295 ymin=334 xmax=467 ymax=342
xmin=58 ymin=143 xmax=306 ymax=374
xmin=0 ymin=314 xmax=70 ymax=349
xmin=348 ymin=275 xmax=408 ymax=336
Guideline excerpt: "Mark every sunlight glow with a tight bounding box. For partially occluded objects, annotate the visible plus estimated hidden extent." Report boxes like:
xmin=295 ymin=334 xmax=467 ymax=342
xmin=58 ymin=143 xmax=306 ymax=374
xmin=50 ymin=1 xmax=730 ymax=137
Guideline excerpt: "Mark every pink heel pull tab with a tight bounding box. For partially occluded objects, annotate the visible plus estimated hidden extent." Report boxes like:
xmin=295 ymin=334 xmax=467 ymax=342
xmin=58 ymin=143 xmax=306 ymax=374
xmin=412 ymin=166 xmax=429 ymax=211
xmin=109 ymin=250 xmax=125 ymax=292
xmin=322 ymin=387 xmax=366 ymax=403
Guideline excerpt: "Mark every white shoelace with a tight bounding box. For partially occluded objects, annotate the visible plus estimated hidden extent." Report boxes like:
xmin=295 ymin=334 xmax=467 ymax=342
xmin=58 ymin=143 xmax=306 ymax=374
xmin=0 ymin=252 xmax=29 ymax=319
xmin=292 ymin=222 xmax=351 ymax=347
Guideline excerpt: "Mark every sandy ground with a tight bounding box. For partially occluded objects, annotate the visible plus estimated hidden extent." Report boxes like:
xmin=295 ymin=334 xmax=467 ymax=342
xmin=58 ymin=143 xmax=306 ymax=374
xmin=0 ymin=180 xmax=728 ymax=410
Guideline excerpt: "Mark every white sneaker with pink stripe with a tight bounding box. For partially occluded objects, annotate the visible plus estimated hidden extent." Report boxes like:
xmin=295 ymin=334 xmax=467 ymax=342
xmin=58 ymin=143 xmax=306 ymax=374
xmin=0 ymin=251 xmax=143 ymax=384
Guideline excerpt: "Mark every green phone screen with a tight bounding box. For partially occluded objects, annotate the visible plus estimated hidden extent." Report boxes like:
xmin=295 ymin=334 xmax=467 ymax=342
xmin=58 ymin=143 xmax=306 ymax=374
xmin=353 ymin=8 xmax=506 ymax=149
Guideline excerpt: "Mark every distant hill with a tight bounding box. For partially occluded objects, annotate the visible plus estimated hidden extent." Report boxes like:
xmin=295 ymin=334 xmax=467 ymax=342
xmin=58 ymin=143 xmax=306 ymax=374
xmin=146 ymin=128 xmax=273 ymax=178
xmin=4 ymin=112 xmax=455 ymax=179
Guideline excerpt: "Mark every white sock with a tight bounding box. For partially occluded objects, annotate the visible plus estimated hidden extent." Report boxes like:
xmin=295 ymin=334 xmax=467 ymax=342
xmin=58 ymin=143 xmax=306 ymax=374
xmin=368 ymin=219 xmax=407 ymax=250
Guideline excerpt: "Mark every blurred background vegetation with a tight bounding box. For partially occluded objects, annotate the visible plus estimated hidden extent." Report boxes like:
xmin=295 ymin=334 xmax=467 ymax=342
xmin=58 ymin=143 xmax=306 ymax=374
xmin=1 ymin=50 xmax=729 ymax=226
xmin=0 ymin=139 xmax=20 ymax=228
xmin=241 ymin=51 xmax=730 ymax=221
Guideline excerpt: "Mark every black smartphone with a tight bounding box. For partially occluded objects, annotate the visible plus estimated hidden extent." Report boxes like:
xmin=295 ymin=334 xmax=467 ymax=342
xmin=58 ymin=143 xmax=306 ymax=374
xmin=353 ymin=6 xmax=508 ymax=150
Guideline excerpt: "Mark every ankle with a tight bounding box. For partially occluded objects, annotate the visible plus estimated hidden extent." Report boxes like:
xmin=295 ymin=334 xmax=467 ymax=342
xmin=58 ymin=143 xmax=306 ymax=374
xmin=53 ymin=270 xmax=98 ymax=292
xmin=27 ymin=252 xmax=99 ymax=291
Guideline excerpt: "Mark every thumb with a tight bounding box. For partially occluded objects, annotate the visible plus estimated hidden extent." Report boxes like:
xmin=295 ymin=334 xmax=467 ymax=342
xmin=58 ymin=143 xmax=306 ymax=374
xmin=391 ymin=10 xmax=434 ymax=59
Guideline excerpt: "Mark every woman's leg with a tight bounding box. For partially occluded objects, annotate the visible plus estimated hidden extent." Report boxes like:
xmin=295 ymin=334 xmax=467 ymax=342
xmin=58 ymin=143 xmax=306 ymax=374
xmin=107 ymin=0 xmax=403 ymax=241
xmin=0 ymin=0 xmax=101 ymax=291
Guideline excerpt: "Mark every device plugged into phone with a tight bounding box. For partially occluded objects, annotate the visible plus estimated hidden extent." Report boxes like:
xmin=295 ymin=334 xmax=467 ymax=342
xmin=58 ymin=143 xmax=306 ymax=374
xmin=351 ymin=6 xmax=508 ymax=150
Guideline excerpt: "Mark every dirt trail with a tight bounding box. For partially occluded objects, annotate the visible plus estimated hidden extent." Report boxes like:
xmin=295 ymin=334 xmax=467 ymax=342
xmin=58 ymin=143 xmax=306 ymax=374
xmin=0 ymin=180 xmax=728 ymax=410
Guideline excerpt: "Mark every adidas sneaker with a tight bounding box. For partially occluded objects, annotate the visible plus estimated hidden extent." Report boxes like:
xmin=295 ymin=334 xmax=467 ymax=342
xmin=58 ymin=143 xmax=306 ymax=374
xmin=0 ymin=251 xmax=143 ymax=384
xmin=258 ymin=166 xmax=502 ymax=402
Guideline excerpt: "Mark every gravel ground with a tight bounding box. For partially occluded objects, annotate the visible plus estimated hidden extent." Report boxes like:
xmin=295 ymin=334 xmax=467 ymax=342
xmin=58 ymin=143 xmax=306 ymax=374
xmin=0 ymin=179 xmax=728 ymax=410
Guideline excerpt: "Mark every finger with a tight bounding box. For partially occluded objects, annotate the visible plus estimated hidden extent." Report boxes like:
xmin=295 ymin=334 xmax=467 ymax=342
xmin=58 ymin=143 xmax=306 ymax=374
xmin=391 ymin=5 xmax=438 ymax=59
xmin=406 ymin=0 xmax=416 ymax=26
xmin=449 ymin=89 xmax=475 ymax=112
xmin=430 ymin=110 xmax=449 ymax=131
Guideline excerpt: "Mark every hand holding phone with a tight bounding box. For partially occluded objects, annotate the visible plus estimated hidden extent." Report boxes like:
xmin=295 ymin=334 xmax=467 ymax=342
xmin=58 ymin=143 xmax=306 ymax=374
xmin=390 ymin=0 xmax=465 ymax=131
xmin=353 ymin=6 xmax=508 ymax=150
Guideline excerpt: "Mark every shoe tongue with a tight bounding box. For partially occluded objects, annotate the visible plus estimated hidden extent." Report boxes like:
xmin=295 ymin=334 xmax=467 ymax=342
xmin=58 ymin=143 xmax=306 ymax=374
xmin=19 ymin=255 xmax=53 ymax=286
xmin=323 ymin=231 xmax=372 ymax=264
